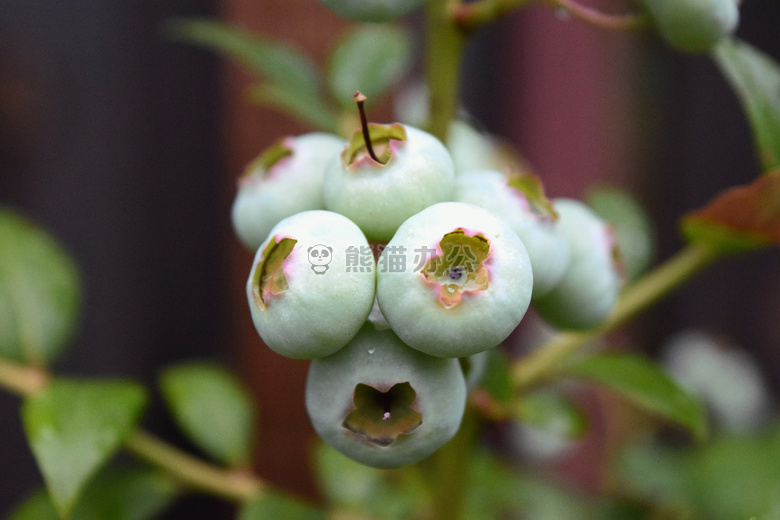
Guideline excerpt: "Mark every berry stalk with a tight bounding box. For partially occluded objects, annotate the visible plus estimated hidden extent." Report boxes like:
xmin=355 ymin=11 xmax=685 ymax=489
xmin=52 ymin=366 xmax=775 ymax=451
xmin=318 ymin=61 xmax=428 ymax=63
xmin=354 ymin=91 xmax=381 ymax=163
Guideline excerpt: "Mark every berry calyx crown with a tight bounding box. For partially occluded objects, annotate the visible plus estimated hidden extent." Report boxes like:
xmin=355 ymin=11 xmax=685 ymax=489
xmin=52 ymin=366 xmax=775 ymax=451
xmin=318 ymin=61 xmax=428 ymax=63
xmin=342 ymin=123 xmax=407 ymax=168
xmin=240 ymin=137 xmax=294 ymax=183
xmin=249 ymin=236 xmax=297 ymax=311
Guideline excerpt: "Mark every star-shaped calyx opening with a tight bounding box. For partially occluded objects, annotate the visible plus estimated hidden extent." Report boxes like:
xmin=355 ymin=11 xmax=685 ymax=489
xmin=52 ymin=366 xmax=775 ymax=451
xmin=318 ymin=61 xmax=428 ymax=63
xmin=249 ymin=237 xmax=297 ymax=310
xmin=422 ymin=229 xmax=490 ymax=308
xmin=342 ymin=382 xmax=422 ymax=447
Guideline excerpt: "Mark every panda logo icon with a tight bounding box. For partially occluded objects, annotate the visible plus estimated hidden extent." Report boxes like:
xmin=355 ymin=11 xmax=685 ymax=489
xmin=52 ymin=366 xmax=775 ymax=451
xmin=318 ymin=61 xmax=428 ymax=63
xmin=308 ymin=244 xmax=333 ymax=275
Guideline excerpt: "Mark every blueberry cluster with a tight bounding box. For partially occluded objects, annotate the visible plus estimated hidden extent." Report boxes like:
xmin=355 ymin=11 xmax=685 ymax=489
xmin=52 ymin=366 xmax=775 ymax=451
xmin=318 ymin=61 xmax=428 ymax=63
xmin=234 ymin=108 xmax=622 ymax=468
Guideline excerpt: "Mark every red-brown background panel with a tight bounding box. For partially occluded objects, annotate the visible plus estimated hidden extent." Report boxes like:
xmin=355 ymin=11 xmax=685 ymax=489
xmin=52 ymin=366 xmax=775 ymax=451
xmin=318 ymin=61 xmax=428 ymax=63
xmin=220 ymin=0 xmax=350 ymax=500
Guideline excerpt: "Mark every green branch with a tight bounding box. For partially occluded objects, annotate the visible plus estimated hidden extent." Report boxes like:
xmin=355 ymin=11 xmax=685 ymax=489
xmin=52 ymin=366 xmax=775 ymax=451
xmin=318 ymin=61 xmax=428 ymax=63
xmin=425 ymin=0 xmax=466 ymax=142
xmin=125 ymin=431 xmax=264 ymax=502
xmin=454 ymin=0 xmax=646 ymax=33
xmin=0 ymin=358 xmax=267 ymax=504
xmin=429 ymin=409 xmax=480 ymax=520
xmin=452 ymin=0 xmax=532 ymax=33
xmin=512 ymin=243 xmax=720 ymax=390
xmin=0 ymin=358 xmax=49 ymax=395
xmin=544 ymin=0 xmax=648 ymax=31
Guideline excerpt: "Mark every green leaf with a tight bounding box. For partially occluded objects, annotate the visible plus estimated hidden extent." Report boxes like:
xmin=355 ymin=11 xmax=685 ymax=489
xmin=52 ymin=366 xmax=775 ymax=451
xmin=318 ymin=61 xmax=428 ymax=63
xmin=238 ymin=493 xmax=324 ymax=520
xmin=565 ymin=352 xmax=707 ymax=440
xmin=513 ymin=391 xmax=588 ymax=439
xmin=160 ymin=362 xmax=256 ymax=466
xmin=714 ymin=38 xmax=780 ymax=171
xmin=248 ymin=83 xmax=340 ymax=134
xmin=463 ymin=450 xmax=587 ymax=520
xmin=0 ymin=209 xmax=81 ymax=365
xmin=8 ymin=466 xmax=177 ymax=520
xmin=463 ymin=452 xmax=645 ymax=520
xmin=686 ymin=429 xmax=780 ymax=520
xmin=681 ymin=169 xmax=780 ymax=253
xmin=21 ymin=379 xmax=148 ymax=517
xmin=166 ymin=19 xmax=317 ymax=95
xmin=313 ymin=442 xmax=424 ymax=520
xmin=327 ymin=25 xmax=413 ymax=108
xmin=619 ymin=427 xmax=780 ymax=520
xmin=313 ymin=442 xmax=383 ymax=509
xmin=618 ymin=441 xmax=691 ymax=512
xmin=7 ymin=490 xmax=58 ymax=520
xmin=462 ymin=451 xmax=527 ymax=520
xmin=587 ymin=186 xmax=656 ymax=281
xmin=165 ymin=19 xmax=338 ymax=131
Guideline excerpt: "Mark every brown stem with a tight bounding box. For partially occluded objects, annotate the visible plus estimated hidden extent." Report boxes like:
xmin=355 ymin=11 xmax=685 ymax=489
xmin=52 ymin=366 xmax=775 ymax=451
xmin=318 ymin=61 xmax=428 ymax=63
xmin=545 ymin=0 xmax=648 ymax=31
xmin=454 ymin=0 xmax=647 ymax=33
xmin=354 ymin=91 xmax=380 ymax=163
xmin=453 ymin=0 xmax=533 ymax=33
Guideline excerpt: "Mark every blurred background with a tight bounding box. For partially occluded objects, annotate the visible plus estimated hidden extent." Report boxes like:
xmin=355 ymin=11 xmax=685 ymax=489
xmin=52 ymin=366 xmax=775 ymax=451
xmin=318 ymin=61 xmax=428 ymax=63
xmin=1 ymin=0 xmax=779 ymax=518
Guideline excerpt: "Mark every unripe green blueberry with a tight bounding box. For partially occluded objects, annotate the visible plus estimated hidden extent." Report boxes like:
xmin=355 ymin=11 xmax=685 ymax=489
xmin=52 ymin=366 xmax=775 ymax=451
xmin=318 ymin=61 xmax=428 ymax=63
xmin=533 ymin=199 xmax=622 ymax=331
xmin=305 ymin=323 xmax=466 ymax=468
xmin=317 ymin=0 xmax=427 ymax=23
xmin=323 ymin=123 xmax=455 ymax=242
xmin=447 ymin=120 xmax=532 ymax=176
xmin=454 ymin=170 xmax=570 ymax=297
xmin=392 ymin=80 xmax=429 ymax=129
xmin=231 ymin=133 xmax=346 ymax=251
xmin=376 ymin=202 xmax=533 ymax=358
xmin=586 ymin=186 xmax=656 ymax=283
xmin=639 ymin=0 xmax=739 ymax=53
xmin=447 ymin=121 xmax=496 ymax=175
xmin=246 ymin=210 xmax=375 ymax=359
xmin=661 ymin=329 xmax=771 ymax=432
